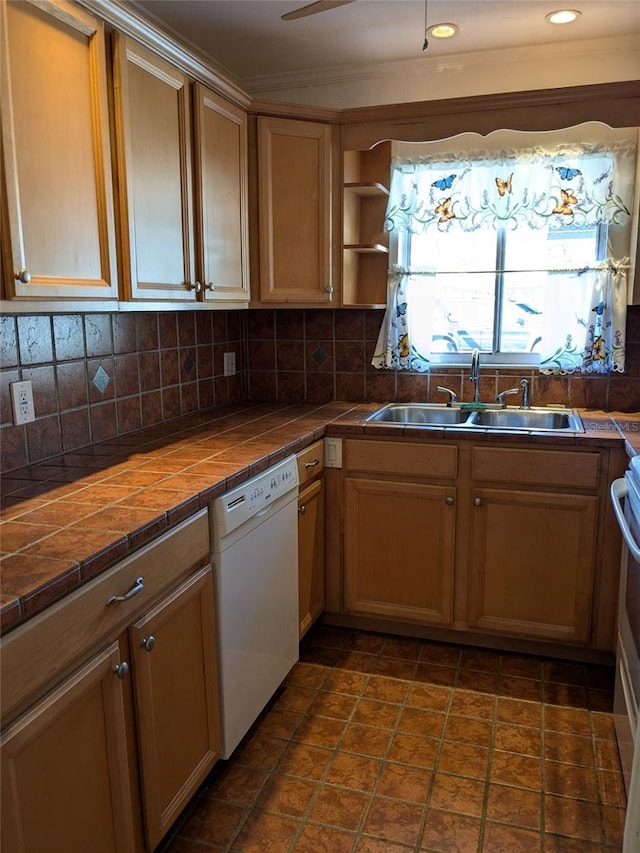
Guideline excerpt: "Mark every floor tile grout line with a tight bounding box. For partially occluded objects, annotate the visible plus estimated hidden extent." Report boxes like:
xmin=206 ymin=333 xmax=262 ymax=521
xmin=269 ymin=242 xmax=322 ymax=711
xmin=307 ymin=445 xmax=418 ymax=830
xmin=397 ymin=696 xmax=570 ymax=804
xmin=162 ymin=626 xmax=624 ymax=853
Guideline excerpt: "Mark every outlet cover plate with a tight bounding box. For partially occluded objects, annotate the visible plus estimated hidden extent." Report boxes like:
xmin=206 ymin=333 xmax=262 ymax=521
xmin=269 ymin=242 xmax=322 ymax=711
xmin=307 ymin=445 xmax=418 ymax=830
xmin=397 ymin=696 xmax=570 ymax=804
xmin=223 ymin=352 xmax=236 ymax=377
xmin=10 ymin=380 xmax=35 ymax=425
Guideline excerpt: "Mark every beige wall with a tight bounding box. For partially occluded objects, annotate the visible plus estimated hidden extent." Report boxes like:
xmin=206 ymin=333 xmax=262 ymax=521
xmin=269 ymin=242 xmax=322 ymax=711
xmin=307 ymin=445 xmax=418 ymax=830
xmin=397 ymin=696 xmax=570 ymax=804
xmin=244 ymin=34 xmax=640 ymax=108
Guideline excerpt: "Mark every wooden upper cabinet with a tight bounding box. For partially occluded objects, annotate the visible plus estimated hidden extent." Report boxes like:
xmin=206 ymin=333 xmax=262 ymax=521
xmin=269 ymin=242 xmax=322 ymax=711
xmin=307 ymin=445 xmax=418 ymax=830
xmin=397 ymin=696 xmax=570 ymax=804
xmin=257 ymin=116 xmax=333 ymax=304
xmin=0 ymin=0 xmax=118 ymax=300
xmin=194 ymin=84 xmax=249 ymax=303
xmin=113 ymin=35 xmax=197 ymax=302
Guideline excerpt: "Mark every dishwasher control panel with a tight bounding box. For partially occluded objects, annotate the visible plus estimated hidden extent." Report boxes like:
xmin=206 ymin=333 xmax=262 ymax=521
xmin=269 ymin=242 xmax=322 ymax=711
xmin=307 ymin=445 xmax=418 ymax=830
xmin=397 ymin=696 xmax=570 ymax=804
xmin=211 ymin=455 xmax=299 ymax=539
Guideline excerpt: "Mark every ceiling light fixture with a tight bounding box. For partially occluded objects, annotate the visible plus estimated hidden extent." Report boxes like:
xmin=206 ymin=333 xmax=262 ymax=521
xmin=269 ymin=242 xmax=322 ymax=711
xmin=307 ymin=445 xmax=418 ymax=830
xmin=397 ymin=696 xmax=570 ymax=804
xmin=545 ymin=9 xmax=581 ymax=24
xmin=423 ymin=0 xmax=458 ymax=52
xmin=428 ymin=22 xmax=459 ymax=39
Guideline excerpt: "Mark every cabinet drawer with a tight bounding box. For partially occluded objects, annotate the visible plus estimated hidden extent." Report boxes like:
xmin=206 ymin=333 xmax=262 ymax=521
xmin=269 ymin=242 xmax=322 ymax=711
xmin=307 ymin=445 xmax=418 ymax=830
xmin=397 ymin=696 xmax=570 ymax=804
xmin=472 ymin=447 xmax=600 ymax=490
xmin=345 ymin=440 xmax=457 ymax=479
xmin=297 ymin=440 xmax=324 ymax=486
xmin=1 ymin=510 xmax=210 ymax=723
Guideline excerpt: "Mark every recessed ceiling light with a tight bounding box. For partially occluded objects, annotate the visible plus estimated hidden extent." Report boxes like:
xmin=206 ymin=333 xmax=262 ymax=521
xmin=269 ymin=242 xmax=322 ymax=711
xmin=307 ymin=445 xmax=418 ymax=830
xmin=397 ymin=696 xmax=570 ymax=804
xmin=545 ymin=9 xmax=581 ymax=24
xmin=427 ymin=22 xmax=459 ymax=39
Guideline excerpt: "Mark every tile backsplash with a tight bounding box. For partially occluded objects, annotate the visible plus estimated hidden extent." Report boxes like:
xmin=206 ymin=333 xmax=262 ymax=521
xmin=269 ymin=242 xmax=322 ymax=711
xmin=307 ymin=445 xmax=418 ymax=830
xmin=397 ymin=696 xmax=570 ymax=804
xmin=0 ymin=311 xmax=244 ymax=473
xmin=1 ymin=306 xmax=639 ymax=474
xmin=247 ymin=305 xmax=640 ymax=413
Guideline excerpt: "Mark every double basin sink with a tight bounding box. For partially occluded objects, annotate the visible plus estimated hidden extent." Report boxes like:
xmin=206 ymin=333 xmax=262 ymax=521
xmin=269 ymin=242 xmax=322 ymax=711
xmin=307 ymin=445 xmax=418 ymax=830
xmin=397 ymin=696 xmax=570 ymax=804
xmin=366 ymin=404 xmax=583 ymax=434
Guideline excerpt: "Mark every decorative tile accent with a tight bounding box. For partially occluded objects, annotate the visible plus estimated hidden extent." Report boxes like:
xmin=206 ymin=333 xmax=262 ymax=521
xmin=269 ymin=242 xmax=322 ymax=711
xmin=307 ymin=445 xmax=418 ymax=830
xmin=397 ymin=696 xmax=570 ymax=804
xmin=92 ymin=365 xmax=111 ymax=394
xmin=310 ymin=346 xmax=328 ymax=366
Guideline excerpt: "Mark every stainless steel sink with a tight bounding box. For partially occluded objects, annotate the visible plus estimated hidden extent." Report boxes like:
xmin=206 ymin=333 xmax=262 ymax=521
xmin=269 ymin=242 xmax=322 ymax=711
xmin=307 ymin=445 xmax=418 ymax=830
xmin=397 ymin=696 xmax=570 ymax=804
xmin=366 ymin=404 xmax=472 ymax=426
xmin=467 ymin=407 xmax=583 ymax=432
xmin=365 ymin=404 xmax=583 ymax=433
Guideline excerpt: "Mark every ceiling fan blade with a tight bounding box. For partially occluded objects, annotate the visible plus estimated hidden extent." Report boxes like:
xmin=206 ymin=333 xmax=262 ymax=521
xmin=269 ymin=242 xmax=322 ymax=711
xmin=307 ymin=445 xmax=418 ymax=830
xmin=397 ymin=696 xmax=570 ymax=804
xmin=281 ymin=0 xmax=356 ymax=22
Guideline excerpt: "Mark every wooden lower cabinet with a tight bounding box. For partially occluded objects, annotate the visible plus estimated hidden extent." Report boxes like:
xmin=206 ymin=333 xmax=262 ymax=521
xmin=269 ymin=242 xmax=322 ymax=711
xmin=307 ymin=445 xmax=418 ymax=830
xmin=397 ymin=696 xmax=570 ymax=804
xmin=0 ymin=642 xmax=137 ymax=853
xmin=297 ymin=441 xmax=325 ymax=638
xmin=130 ymin=567 xmax=220 ymax=850
xmin=337 ymin=438 xmax=618 ymax=653
xmin=344 ymin=477 xmax=455 ymax=626
xmin=298 ymin=477 xmax=325 ymax=637
xmin=0 ymin=561 xmax=220 ymax=853
xmin=468 ymin=487 xmax=598 ymax=643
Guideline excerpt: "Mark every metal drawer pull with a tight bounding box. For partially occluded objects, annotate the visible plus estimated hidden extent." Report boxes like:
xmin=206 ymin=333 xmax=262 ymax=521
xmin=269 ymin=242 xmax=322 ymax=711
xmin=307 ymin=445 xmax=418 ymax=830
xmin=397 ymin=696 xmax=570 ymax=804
xmin=445 ymin=496 xmax=454 ymax=506
xmin=299 ymin=505 xmax=306 ymax=515
xmin=107 ymin=576 xmax=144 ymax=606
xmin=113 ymin=661 xmax=129 ymax=679
xmin=473 ymin=497 xmax=482 ymax=507
xmin=304 ymin=459 xmax=320 ymax=469
xmin=141 ymin=635 xmax=156 ymax=652
xmin=15 ymin=269 xmax=31 ymax=284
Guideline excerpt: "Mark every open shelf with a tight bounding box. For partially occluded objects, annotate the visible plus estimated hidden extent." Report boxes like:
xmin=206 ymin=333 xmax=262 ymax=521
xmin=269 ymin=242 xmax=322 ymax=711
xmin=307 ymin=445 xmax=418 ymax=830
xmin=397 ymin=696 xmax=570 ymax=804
xmin=342 ymin=142 xmax=391 ymax=308
xmin=344 ymin=243 xmax=389 ymax=254
xmin=344 ymin=182 xmax=389 ymax=198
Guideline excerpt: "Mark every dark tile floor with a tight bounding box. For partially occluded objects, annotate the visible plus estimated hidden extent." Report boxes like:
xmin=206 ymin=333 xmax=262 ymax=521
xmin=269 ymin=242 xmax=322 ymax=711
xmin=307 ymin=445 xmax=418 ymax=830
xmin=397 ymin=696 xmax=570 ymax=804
xmin=160 ymin=625 xmax=627 ymax=852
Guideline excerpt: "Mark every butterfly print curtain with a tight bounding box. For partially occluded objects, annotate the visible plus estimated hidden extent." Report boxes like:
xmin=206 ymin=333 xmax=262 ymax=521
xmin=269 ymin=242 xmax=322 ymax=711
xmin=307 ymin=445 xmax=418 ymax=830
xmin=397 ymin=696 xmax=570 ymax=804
xmin=372 ymin=269 xmax=432 ymax=372
xmin=384 ymin=142 xmax=633 ymax=234
xmin=539 ymin=259 xmax=628 ymax=374
xmin=377 ymin=139 xmax=635 ymax=375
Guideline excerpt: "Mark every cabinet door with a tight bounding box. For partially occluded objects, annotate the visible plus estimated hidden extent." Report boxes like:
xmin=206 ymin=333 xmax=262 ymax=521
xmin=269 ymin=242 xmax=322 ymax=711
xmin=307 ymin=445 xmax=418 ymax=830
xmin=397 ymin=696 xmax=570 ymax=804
xmin=129 ymin=566 xmax=220 ymax=850
xmin=344 ymin=478 xmax=455 ymax=625
xmin=298 ymin=477 xmax=325 ymax=638
xmin=0 ymin=0 xmax=118 ymax=300
xmin=468 ymin=488 xmax=598 ymax=643
xmin=257 ymin=116 xmax=333 ymax=303
xmin=194 ymin=84 xmax=249 ymax=303
xmin=0 ymin=642 xmax=136 ymax=853
xmin=113 ymin=36 xmax=197 ymax=301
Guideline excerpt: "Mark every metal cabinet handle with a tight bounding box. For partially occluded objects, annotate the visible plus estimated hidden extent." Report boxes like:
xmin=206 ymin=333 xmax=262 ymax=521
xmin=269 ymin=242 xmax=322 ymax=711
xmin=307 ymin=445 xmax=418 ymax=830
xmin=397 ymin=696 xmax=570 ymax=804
xmin=473 ymin=497 xmax=482 ymax=507
xmin=107 ymin=576 xmax=144 ymax=606
xmin=299 ymin=505 xmax=306 ymax=515
xmin=141 ymin=635 xmax=156 ymax=652
xmin=113 ymin=661 xmax=130 ymax=679
xmin=205 ymin=282 xmax=215 ymax=291
xmin=445 ymin=496 xmax=454 ymax=506
xmin=304 ymin=459 xmax=320 ymax=469
xmin=188 ymin=281 xmax=202 ymax=293
xmin=15 ymin=269 xmax=31 ymax=284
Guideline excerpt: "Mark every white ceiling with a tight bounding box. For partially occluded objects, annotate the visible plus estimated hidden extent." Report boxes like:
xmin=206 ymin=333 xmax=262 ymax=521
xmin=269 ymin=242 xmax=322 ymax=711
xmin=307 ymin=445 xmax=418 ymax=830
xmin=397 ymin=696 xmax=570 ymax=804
xmin=129 ymin=0 xmax=640 ymax=88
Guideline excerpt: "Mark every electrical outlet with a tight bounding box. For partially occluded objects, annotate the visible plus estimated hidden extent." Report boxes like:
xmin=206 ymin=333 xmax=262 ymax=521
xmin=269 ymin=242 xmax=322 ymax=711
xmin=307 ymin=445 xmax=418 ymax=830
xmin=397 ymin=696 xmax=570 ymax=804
xmin=223 ymin=352 xmax=236 ymax=377
xmin=10 ymin=380 xmax=35 ymax=425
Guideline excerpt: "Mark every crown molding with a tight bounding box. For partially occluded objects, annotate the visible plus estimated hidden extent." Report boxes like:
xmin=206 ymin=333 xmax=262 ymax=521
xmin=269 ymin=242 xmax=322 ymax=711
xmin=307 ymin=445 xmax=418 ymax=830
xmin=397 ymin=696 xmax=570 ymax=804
xmin=241 ymin=33 xmax=639 ymax=99
xmin=76 ymin=0 xmax=251 ymax=108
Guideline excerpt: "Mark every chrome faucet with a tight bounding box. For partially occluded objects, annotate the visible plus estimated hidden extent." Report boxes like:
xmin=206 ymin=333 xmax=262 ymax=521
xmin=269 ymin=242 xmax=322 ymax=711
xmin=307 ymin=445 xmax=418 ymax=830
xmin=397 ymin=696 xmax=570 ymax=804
xmin=496 ymin=377 xmax=531 ymax=408
xmin=469 ymin=348 xmax=481 ymax=403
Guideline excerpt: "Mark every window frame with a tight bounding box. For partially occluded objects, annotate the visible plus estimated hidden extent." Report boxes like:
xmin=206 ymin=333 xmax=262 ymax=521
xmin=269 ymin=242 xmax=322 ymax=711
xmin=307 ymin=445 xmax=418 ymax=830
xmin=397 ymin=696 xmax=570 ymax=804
xmin=395 ymin=217 xmax=608 ymax=369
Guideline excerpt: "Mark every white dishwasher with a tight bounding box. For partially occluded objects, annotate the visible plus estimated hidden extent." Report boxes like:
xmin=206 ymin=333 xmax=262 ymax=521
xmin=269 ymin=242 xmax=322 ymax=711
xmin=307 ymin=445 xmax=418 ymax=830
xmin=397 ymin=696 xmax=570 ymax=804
xmin=210 ymin=455 xmax=299 ymax=759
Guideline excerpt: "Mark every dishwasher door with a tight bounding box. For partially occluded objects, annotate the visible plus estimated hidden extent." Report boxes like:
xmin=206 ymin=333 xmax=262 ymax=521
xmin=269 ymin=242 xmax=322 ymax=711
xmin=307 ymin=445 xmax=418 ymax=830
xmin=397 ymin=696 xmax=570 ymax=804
xmin=211 ymin=486 xmax=299 ymax=759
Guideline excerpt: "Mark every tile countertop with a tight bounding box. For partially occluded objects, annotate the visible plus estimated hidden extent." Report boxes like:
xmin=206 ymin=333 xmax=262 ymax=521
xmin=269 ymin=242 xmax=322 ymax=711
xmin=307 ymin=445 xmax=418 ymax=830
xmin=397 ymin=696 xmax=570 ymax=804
xmin=0 ymin=402 xmax=638 ymax=635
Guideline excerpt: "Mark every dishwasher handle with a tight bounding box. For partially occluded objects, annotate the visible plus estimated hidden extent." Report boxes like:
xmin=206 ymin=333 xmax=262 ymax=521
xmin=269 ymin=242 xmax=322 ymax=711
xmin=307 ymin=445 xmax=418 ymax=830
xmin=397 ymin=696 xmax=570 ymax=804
xmin=611 ymin=478 xmax=640 ymax=561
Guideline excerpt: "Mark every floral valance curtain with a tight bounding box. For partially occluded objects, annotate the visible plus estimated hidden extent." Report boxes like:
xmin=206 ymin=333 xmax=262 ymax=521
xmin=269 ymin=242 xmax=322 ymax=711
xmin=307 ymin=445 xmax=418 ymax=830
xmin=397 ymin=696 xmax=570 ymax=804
xmin=375 ymin=139 xmax=635 ymax=375
xmin=384 ymin=141 xmax=634 ymax=234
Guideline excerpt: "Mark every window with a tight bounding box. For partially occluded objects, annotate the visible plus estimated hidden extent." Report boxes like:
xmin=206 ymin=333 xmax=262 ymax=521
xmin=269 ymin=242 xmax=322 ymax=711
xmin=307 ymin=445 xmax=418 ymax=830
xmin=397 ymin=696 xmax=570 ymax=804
xmin=375 ymin=127 xmax=636 ymax=374
xmin=401 ymin=219 xmax=605 ymax=364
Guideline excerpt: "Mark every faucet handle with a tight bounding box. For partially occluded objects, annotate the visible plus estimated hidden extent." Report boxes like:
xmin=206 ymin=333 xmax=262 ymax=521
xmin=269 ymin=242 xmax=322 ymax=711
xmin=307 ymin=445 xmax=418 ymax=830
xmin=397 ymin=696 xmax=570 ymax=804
xmin=496 ymin=387 xmax=520 ymax=406
xmin=436 ymin=386 xmax=458 ymax=406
